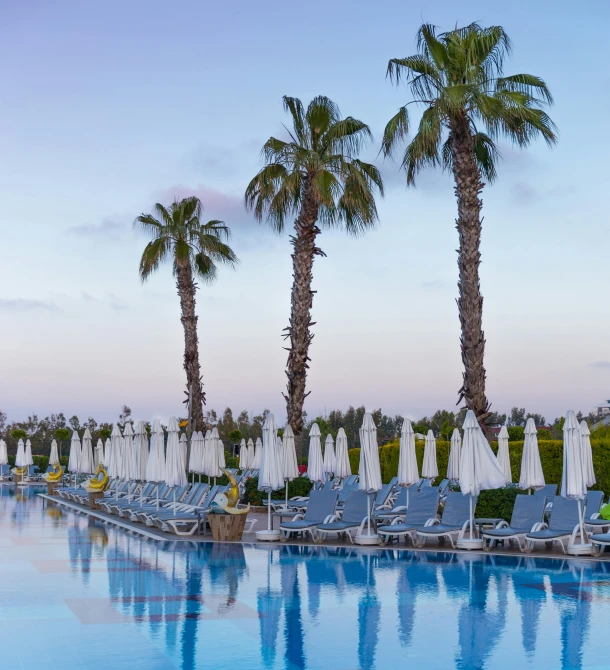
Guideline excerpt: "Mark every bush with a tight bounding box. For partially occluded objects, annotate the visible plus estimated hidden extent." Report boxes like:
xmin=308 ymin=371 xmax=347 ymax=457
xmin=242 ymin=476 xmax=312 ymax=506
xmin=474 ymin=487 xmax=527 ymax=521
xmin=507 ymin=426 xmax=525 ymax=441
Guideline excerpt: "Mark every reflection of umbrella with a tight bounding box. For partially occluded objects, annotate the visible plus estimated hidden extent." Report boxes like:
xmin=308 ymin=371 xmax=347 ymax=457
xmin=580 ymin=420 xmax=596 ymax=488
xmin=257 ymin=413 xmax=284 ymax=537
xmin=513 ymin=576 xmax=543 ymax=657
xmin=165 ymin=417 xmax=187 ymax=512
xmin=497 ymin=425 xmax=512 ymax=484
xmin=68 ymin=431 xmax=81 ymax=474
xmin=253 ymin=438 xmax=263 ymax=470
xmin=422 ymin=430 xmax=438 ymax=480
xmin=280 ymin=555 xmax=305 ymax=670
xmin=555 ymin=565 xmax=591 ymax=669
xmin=561 ymin=410 xmax=588 ymax=550
xmin=358 ymin=412 xmax=383 ymax=543
xmin=520 ymin=418 xmax=545 ymax=490
xmin=134 ymin=421 xmax=149 ymax=480
xmin=257 ymin=551 xmax=282 ymax=668
xmin=79 ymin=428 xmax=95 ymax=475
xmin=282 ymin=426 xmax=299 ymax=507
xmin=323 ymin=434 xmax=336 ymax=475
xmin=397 ymin=570 xmax=415 ymax=647
xmin=447 ymin=428 xmax=461 ymax=482
xmin=398 ymin=418 xmax=420 ymax=505
xmin=247 ymin=438 xmax=255 ymax=469
xmin=307 ymin=423 xmax=325 ymax=487
xmin=358 ymin=555 xmax=380 ymax=670
xmin=238 ymin=439 xmax=248 ymax=469
xmin=334 ymin=427 xmax=351 ymax=479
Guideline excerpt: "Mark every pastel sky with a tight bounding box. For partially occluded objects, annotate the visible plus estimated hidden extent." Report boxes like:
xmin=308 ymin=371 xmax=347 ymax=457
xmin=1 ymin=0 xmax=609 ymax=425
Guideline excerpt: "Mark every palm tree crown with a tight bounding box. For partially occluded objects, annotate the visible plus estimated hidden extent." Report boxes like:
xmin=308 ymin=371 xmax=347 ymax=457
xmin=245 ymin=95 xmax=384 ymax=233
xmin=134 ymin=196 xmax=238 ymax=283
xmin=382 ymin=23 xmax=557 ymax=182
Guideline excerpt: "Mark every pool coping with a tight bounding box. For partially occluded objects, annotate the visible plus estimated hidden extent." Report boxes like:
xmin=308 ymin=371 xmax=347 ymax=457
xmin=38 ymin=491 xmax=610 ymax=563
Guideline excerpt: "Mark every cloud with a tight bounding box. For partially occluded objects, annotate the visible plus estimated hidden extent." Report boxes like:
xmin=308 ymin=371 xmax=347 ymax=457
xmin=511 ymin=182 xmax=539 ymax=206
xmin=68 ymin=217 xmax=126 ymax=239
xmin=421 ymin=280 xmax=449 ymax=291
xmin=590 ymin=361 xmax=610 ymax=369
xmin=81 ymin=292 xmax=127 ymax=311
xmin=0 ymin=298 xmax=59 ymax=313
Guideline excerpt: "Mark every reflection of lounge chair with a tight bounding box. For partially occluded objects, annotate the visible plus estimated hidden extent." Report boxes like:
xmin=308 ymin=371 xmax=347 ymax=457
xmin=525 ymin=496 xmax=583 ymax=554
xmin=377 ymin=488 xmax=440 ymax=545
xmin=415 ymin=492 xmax=477 ymax=548
xmin=279 ymin=490 xmax=338 ymax=542
xmin=314 ymin=491 xmax=369 ymax=543
xmin=481 ymin=494 xmax=548 ymax=551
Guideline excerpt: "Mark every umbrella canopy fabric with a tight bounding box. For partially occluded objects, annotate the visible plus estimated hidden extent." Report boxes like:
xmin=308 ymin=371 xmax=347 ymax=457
xmin=68 ymin=431 xmax=81 ymax=473
xmin=107 ymin=424 xmax=123 ymax=479
xmin=94 ymin=439 xmax=103 ymax=467
xmin=145 ymin=419 xmax=165 ymax=482
xmin=15 ymin=439 xmax=26 ymax=468
xmin=165 ymin=417 xmax=187 ymax=488
xmin=189 ymin=431 xmax=205 ymax=474
xmin=247 ymin=438 xmax=255 ymax=469
xmin=79 ymin=428 xmax=95 ymax=475
xmin=422 ymin=430 xmax=438 ymax=480
xmin=580 ymin=420 xmax=596 ymax=488
xmin=24 ymin=439 xmax=34 ymax=467
xmin=215 ymin=429 xmax=226 ymax=470
xmin=447 ymin=429 xmax=462 ymax=482
xmin=282 ymin=425 xmax=299 ymax=482
xmin=334 ymin=427 xmax=351 ymax=478
xmin=104 ymin=438 xmax=111 ymax=467
xmin=398 ymin=418 xmax=419 ymax=487
xmin=202 ymin=430 xmax=212 ymax=475
xmin=459 ymin=410 xmax=506 ymax=497
xmin=252 ymin=438 xmax=263 ymax=470
xmin=307 ymin=423 xmax=325 ymax=485
xmin=0 ymin=440 xmax=8 ymax=465
xmin=179 ymin=433 xmax=188 ymax=466
xmin=134 ymin=421 xmax=149 ymax=480
xmin=238 ymin=439 xmax=248 ymax=469
xmin=519 ymin=419 xmax=545 ymax=490
xmin=561 ymin=411 xmax=586 ymax=500
xmin=496 ymin=425 xmax=512 ymax=485
xmin=258 ymin=413 xmax=284 ymax=492
xmin=358 ymin=412 xmax=382 ymax=493
xmin=123 ymin=423 xmax=138 ymax=480
xmin=323 ymin=434 xmax=336 ymax=475
xmin=204 ymin=429 xmax=221 ymax=479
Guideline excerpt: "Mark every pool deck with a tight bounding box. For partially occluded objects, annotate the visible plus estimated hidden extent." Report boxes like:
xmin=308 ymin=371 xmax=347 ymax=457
xmin=37 ymin=489 xmax=610 ymax=562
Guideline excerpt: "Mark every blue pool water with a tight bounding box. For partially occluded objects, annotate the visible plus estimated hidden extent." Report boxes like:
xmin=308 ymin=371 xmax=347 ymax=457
xmin=1 ymin=485 xmax=609 ymax=669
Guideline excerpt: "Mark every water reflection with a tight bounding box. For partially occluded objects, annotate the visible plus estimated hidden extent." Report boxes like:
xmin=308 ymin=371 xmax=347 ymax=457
xmin=4 ymin=489 xmax=610 ymax=670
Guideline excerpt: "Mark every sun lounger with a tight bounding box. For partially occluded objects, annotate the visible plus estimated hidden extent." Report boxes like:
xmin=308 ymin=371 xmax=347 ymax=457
xmin=524 ymin=496 xmax=583 ymax=553
xmin=415 ymin=491 xmax=477 ymax=548
xmin=314 ymin=491 xmax=370 ymax=543
xmin=99 ymin=483 xmax=159 ymax=514
xmin=481 ymin=494 xmax=548 ymax=551
xmin=144 ymin=484 xmax=210 ymax=524
xmin=279 ymin=490 xmax=338 ymax=541
xmin=374 ymin=487 xmax=408 ymax=522
xmin=583 ymin=490 xmax=609 ymax=532
xmin=377 ymin=488 xmax=440 ymax=544
xmin=130 ymin=484 xmax=190 ymax=522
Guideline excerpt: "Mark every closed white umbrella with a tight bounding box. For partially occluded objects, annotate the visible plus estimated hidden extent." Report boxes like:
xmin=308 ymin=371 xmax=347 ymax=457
xmin=190 ymin=431 xmax=205 ymax=478
xmin=103 ymin=438 xmax=111 ymax=467
xmin=68 ymin=431 xmax=81 ymax=475
xmin=334 ymin=427 xmax=351 ymax=479
xmin=561 ymin=411 xmax=589 ymax=554
xmin=458 ymin=410 xmax=506 ymax=549
xmin=214 ymin=428 xmax=226 ymax=470
xmin=0 ymin=439 xmax=8 ymax=465
xmin=519 ymin=419 xmax=545 ymax=491
xmin=247 ymin=438 xmax=255 ymax=469
xmin=79 ymin=428 xmax=94 ymax=475
xmin=257 ymin=412 xmax=284 ymax=540
xmin=49 ymin=439 xmax=59 ymax=465
xmin=93 ymin=439 xmax=103 ymax=467
xmin=25 ymin=439 xmax=34 ymax=466
xmin=307 ymin=423 xmax=325 ymax=487
xmin=107 ymin=424 xmax=122 ymax=479
xmin=204 ymin=429 xmax=221 ymax=482
xmin=253 ymin=437 xmax=263 ymax=470
xmin=323 ymin=434 xmax=336 ymax=476
xmin=398 ymin=418 xmax=420 ymax=505
xmin=134 ymin=421 xmax=149 ymax=481
xmin=165 ymin=417 xmax=187 ymax=511
xmin=282 ymin=425 xmax=299 ymax=507
xmin=357 ymin=411 xmax=383 ymax=544
xmin=447 ymin=429 xmax=461 ymax=482
xmin=580 ymin=420 xmax=596 ymax=488
xmin=496 ymin=425 xmax=512 ymax=485
xmin=123 ymin=423 xmax=138 ymax=481
xmin=15 ymin=439 xmax=26 ymax=467
xmin=422 ymin=430 xmax=438 ymax=480
xmin=146 ymin=419 xmax=166 ymax=508
xmin=180 ymin=433 xmax=188 ymax=473
xmin=239 ymin=439 xmax=248 ymax=470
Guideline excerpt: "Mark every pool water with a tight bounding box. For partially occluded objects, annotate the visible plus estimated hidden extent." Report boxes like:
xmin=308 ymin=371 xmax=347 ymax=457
xmin=1 ymin=485 xmax=609 ymax=669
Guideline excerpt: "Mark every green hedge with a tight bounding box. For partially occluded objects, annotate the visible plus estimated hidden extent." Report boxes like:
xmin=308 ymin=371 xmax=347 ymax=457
xmin=348 ymin=439 xmax=610 ymax=495
xmin=7 ymin=455 xmax=68 ymax=471
xmin=242 ymin=476 xmax=313 ymax=506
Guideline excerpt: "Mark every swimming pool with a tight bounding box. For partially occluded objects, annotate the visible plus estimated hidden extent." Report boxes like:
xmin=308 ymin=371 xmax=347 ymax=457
xmin=1 ymin=485 xmax=608 ymax=669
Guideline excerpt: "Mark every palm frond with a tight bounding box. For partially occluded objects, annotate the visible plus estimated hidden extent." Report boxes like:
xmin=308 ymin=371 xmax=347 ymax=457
xmin=417 ymin=23 xmax=448 ymax=70
xmin=381 ymin=105 xmax=410 ymax=157
xmin=282 ymin=97 xmax=307 ymax=145
xmin=472 ymin=132 xmax=500 ymax=182
xmin=138 ymin=237 xmax=170 ymax=281
xmin=321 ymin=117 xmax=372 ymax=157
xmin=496 ymin=73 xmax=553 ymax=104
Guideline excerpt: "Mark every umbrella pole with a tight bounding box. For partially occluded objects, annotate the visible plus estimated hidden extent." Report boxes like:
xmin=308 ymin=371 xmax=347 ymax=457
xmin=469 ymin=495 xmax=474 ymax=540
xmin=578 ymin=498 xmax=585 ymax=544
xmin=140 ymin=483 xmax=143 ymax=508
xmin=367 ymin=494 xmax=371 ymax=535
xmin=406 ymin=486 xmax=409 ymax=509
xmin=268 ymin=490 xmax=272 ymax=532
xmin=174 ymin=488 xmax=177 ymax=514
xmin=285 ymin=481 xmax=289 ymax=508
xmin=156 ymin=485 xmax=159 ymax=510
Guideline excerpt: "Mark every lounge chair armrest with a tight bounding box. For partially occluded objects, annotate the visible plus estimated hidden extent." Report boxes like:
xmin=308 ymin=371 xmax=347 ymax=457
xmin=291 ymin=513 xmax=305 ymax=522
xmin=392 ymin=506 xmax=407 ymax=513
xmin=375 ymin=502 xmax=392 ymax=510
xmin=389 ymin=516 xmax=404 ymax=526
xmin=424 ymin=518 xmax=439 ymax=527
xmin=326 ymin=514 xmax=341 ymax=523
xmin=571 ymin=523 xmax=587 ymax=544
xmin=322 ymin=514 xmax=335 ymax=524
xmin=591 ymin=512 xmax=601 ymax=519
xmin=530 ymin=522 xmax=547 ymax=532
xmin=496 ymin=520 xmax=509 ymax=529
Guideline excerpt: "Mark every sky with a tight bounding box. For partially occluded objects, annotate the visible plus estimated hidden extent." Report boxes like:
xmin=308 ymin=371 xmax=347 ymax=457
xmin=1 ymin=0 xmax=609 ymax=426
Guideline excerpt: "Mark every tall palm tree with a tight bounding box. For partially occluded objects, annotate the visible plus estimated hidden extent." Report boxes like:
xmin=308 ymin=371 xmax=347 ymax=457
xmin=134 ymin=196 xmax=238 ymax=431
xmin=245 ymin=96 xmax=384 ymax=434
xmin=382 ymin=23 xmax=556 ymax=426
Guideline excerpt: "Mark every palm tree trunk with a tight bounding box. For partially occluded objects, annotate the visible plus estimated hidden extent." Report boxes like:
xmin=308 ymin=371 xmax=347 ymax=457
xmin=175 ymin=261 xmax=206 ymax=432
xmin=449 ymin=116 xmax=491 ymax=428
xmin=284 ymin=181 xmax=321 ymax=435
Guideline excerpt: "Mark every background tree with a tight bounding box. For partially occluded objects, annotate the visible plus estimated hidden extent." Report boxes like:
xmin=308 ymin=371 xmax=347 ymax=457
xmin=382 ymin=23 xmax=556 ymax=429
xmin=135 ymin=196 xmax=238 ymax=432
xmin=55 ymin=427 xmax=71 ymax=460
xmin=10 ymin=429 xmax=27 ymax=441
xmin=246 ymin=96 xmax=384 ymax=434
